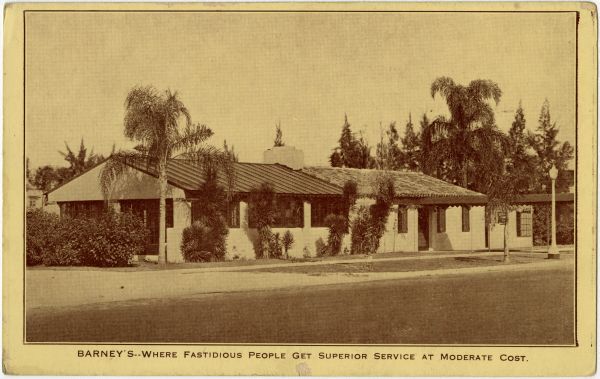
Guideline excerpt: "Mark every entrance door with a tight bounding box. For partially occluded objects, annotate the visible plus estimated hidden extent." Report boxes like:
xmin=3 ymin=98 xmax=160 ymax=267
xmin=418 ymin=208 xmax=429 ymax=250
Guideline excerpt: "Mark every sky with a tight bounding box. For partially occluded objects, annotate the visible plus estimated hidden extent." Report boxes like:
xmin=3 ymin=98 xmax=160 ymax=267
xmin=25 ymin=11 xmax=576 ymax=169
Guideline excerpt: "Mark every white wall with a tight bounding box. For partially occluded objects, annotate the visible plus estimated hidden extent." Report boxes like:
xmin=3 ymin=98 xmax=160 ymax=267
xmin=429 ymin=205 xmax=486 ymax=251
xmin=46 ymin=161 xmax=185 ymax=203
xmin=488 ymin=208 xmax=534 ymax=250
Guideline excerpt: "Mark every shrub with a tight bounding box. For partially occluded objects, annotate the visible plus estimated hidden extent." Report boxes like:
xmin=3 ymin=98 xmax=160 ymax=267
xmin=315 ymin=237 xmax=329 ymax=257
xmin=83 ymin=211 xmax=149 ymax=267
xmin=27 ymin=208 xmax=148 ymax=267
xmin=350 ymin=206 xmax=378 ymax=255
xmin=269 ymin=232 xmax=283 ymax=258
xmin=282 ymin=230 xmax=294 ymax=259
xmin=181 ymin=216 xmax=229 ymax=262
xmin=248 ymin=182 xmax=276 ymax=258
xmin=26 ymin=208 xmax=61 ymax=266
xmin=324 ymin=213 xmax=346 ymax=255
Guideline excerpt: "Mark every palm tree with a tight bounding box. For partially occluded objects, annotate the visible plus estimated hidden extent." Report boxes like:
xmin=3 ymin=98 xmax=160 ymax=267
xmin=423 ymin=77 xmax=507 ymax=189
xmin=100 ymin=85 xmax=231 ymax=264
xmin=60 ymin=138 xmax=104 ymax=177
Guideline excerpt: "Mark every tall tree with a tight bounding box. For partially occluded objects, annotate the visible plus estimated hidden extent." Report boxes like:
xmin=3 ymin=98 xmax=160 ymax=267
xmin=273 ymin=122 xmax=284 ymax=147
xmin=527 ymin=99 xmax=574 ymax=193
xmin=223 ymin=140 xmax=239 ymax=162
xmin=32 ymin=165 xmax=70 ymax=192
xmin=506 ymin=102 xmax=536 ymax=193
xmin=59 ymin=139 xmax=104 ymax=178
xmin=422 ymin=77 xmax=507 ymax=189
xmin=400 ymin=114 xmax=421 ymax=171
xmin=376 ymin=122 xmax=402 ymax=170
xmin=100 ymin=86 xmax=229 ymax=264
xmin=330 ymin=115 xmax=374 ymax=169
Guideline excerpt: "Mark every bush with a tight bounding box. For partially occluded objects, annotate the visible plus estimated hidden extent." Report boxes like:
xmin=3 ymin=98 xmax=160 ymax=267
xmin=350 ymin=206 xmax=378 ymax=255
xmin=26 ymin=209 xmax=148 ymax=267
xmin=315 ymin=237 xmax=329 ymax=257
xmin=81 ymin=211 xmax=149 ymax=267
xmin=324 ymin=213 xmax=346 ymax=255
xmin=269 ymin=232 xmax=283 ymax=258
xmin=282 ymin=230 xmax=294 ymax=259
xmin=26 ymin=208 xmax=61 ymax=265
xmin=181 ymin=216 xmax=228 ymax=262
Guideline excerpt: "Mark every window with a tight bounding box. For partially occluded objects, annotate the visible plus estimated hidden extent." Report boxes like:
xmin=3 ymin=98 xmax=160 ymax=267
xmin=311 ymin=199 xmax=345 ymax=227
xmin=60 ymin=201 xmax=105 ymax=219
xmin=227 ymin=201 xmax=240 ymax=228
xmin=436 ymin=207 xmax=446 ymax=233
xmin=29 ymin=198 xmax=37 ymax=208
xmin=272 ymin=198 xmax=303 ymax=228
xmin=461 ymin=206 xmax=470 ymax=232
xmin=121 ymin=199 xmax=173 ymax=228
xmin=397 ymin=206 xmax=408 ymax=233
xmin=191 ymin=200 xmax=238 ymax=228
xmin=248 ymin=197 xmax=304 ymax=228
xmin=516 ymin=209 xmax=532 ymax=237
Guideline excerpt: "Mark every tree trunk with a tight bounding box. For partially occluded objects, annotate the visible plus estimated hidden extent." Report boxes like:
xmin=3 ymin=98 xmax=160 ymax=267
xmin=503 ymin=217 xmax=510 ymax=263
xmin=158 ymin=160 xmax=167 ymax=264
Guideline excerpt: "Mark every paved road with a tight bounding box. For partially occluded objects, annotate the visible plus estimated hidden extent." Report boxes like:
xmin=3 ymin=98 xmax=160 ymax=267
xmin=26 ymin=265 xmax=574 ymax=345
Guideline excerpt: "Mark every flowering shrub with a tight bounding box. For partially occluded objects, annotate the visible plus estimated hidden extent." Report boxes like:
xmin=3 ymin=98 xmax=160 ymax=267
xmin=26 ymin=208 xmax=61 ymax=265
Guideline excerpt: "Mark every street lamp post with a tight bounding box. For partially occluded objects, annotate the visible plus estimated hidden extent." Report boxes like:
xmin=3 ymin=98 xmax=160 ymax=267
xmin=548 ymin=164 xmax=559 ymax=259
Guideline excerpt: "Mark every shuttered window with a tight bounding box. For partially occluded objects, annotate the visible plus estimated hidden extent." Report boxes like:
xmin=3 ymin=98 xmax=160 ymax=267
xmin=437 ymin=207 xmax=446 ymax=233
xmin=461 ymin=206 xmax=470 ymax=232
xmin=397 ymin=206 xmax=408 ymax=233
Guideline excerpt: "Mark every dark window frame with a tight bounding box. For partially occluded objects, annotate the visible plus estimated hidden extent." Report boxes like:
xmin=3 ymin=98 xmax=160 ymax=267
xmin=397 ymin=206 xmax=408 ymax=233
xmin=437 ymin=207 xmax=446 ymax=233
xmin=461 ymin=206 xmax=470 ymax=232
xmin=516 ymin=209 xmax=532 ymax=237
xmin=311 ymin=198 xmax=346 ymax=228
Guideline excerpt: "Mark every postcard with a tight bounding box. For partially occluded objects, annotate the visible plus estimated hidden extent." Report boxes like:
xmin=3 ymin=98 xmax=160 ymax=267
xmin=3 ymin=2 xmax=596 ymax=376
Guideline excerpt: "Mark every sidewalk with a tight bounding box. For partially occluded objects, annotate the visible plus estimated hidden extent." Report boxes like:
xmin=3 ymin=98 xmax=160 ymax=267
xmin=26 ymin=252 xmax=573 ymax=311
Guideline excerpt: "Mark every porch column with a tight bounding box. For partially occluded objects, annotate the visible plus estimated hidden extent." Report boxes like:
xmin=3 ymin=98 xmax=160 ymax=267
xmin=239 ymin=201 xmax=249 ymax=230
xmin=303 ymin=201 xmax=312 ymax=256
xmin=408 ymin=206 xmax=419 ymax=252
xmin=166 ymin=198 xmax=191 ymax=263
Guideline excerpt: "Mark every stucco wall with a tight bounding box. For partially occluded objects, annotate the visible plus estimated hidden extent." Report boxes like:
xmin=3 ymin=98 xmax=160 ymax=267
xmin=379 ymin=205 xmax=419 ymax=253
xmin=166 ymin=199 xmax=191 ymax=263
xmin=46 ymin=161 xmax=185 ymax=203
xmin=429 ymin=205 xmax=486 ymax=251
xmin=488 ymin=208 xmax=534 ymax=250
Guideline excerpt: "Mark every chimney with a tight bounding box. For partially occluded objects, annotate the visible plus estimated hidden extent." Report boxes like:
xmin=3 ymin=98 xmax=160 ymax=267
xmin=263 ymin=146 xmax=304 ymax=170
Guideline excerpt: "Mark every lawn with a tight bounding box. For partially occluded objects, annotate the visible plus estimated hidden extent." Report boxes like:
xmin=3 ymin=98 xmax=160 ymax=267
xmin=243 ymin=254 xmax=545 ymax=274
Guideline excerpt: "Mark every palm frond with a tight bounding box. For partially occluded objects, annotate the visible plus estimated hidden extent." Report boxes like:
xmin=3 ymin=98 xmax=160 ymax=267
xmin=430 ymin=76 xmax=456 ymax=99
xmin=98 ymin=150 xmax=148 ymax=200
xmin=468 ymin=79 xmax=502 ymax=105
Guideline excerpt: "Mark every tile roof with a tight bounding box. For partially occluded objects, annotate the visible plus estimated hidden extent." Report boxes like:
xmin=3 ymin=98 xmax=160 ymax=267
xmin=513 ymin=192 xmax=574 ymax=203
xmin=302 ymin=166 xmax=488 ymax=204
xmin=124 ymin=158 xmax=343 ymax=196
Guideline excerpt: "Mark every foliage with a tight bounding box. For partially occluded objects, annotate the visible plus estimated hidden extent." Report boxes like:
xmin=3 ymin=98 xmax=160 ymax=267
xmin=248 ymin=182 xmax=276 ymax=258
xmin=324 ymin=214 xmax=347 ymax=255
xmin=423 ymin=77 xmax=507 ymax=189
xmin=26 ymin=208 xmax=148 ymax=267
xmin=182 ymin=163 xmax=230 ymax=262
xmin=59 ymin=139 xmax=104 ymax=178
xmin=315 ymin=237 xmax=329 ymax=257
xmin=330 ymin=114 xmax=375 ymax=169
xmin=32 ymin=165 xmax=71 ymax=192
xmin=532 ymin=203 xmax=574 ymax=246
xmin=274 ymin=122 xmax=285 ymax=147
xmin=282 ymin=230 xmax=294 ymax=259
xmin=527 ymin=99 xmax=574 ymax=193
xmin=505 ymin=102 xmax=537 ymax=193
xmin=350 ymin=206 xmax=378 ymax=255
xmin=181 ymin=218 xmax=228 ymax=262
xmin=350 ymin=175 xmax=396 ymax=255
xmin=223 ymin=140 xmax=239 ymax=162
xmin=376 ymin=122 xmax=402 ymax=170
xmin=99 ymin=85 xmax=229 ymax=264
xmin=400 ymin=114 xmax=421 ymax=171
xmin=26 ymin=208 xmax=61 ymax=265
xmin=269 ymin=232 xmax=283 ymax=258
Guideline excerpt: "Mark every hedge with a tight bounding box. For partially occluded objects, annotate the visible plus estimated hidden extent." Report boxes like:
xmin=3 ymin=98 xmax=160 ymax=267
xmin=26 ymin=208 xmax=149 ymax=267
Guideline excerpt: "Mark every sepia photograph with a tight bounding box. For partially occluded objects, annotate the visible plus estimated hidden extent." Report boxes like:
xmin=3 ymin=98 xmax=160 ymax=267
xmin=4 ymin=2 xmax=596 ymax=376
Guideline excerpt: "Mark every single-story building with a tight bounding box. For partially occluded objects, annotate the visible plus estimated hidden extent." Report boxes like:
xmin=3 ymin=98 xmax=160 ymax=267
xmin=44 ymin=146 xmax=543 ymax=262
xmin=27 ymin=184 xmax=43 ymax=208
